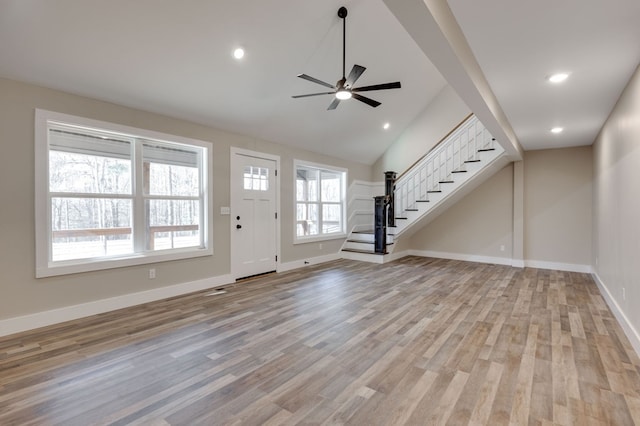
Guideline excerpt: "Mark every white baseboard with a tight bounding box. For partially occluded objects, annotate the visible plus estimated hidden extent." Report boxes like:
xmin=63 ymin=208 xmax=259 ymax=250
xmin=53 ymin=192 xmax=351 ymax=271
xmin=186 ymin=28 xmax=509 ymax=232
xmin=409 ymin=250 xmax=513 ymax=266
xmin=277 ymin=252 xmax=341 ymax=273
xmin=0 ymin=274 xmax=234 ymax=338
xmin=592 ymin=272 xmax=640 ymax=356
xmin=408 ymin=250 xmax=591 ymax=273
xmin=523 ymin=259 xmax=592 ymax=273
xmin=511 ymin=259 xmax=525 ymax=268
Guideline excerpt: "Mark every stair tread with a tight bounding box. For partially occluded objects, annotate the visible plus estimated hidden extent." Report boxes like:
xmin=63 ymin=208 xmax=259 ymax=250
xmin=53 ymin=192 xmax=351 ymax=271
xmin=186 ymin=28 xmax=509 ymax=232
xmin=342 ymin=248 xmax=385 ymax=255
xmin=465 ymin=159 xmax=481 ymax=163
xmin=351 ymin=230 xmax=393 ymax=235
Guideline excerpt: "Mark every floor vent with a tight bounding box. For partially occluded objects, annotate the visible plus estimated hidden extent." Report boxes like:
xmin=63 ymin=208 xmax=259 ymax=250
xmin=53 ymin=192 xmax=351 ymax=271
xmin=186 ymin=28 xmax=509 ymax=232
xmin=206 ymin=289 xmax=227 ymax=296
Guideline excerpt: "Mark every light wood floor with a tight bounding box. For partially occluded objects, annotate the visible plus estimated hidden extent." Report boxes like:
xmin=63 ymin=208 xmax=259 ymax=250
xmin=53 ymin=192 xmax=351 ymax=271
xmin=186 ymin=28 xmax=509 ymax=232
xmin=1 ymin=257 xmax=640 ymax=425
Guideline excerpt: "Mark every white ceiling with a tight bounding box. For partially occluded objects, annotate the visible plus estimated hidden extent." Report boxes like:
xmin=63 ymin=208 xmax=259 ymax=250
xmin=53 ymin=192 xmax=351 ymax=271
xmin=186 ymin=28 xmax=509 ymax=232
xmin=1 ymin=1 xmax=639 ymax=163
xmin=447 ymin=0 xmax=640 ymax=151
xmin=0 ymin=0 xmax=446 ymax=165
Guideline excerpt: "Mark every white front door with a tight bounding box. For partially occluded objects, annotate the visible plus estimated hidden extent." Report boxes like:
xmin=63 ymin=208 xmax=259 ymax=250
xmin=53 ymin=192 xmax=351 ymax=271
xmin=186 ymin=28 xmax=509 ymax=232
xmin=230 ymin=149 xmax=278 ymax=279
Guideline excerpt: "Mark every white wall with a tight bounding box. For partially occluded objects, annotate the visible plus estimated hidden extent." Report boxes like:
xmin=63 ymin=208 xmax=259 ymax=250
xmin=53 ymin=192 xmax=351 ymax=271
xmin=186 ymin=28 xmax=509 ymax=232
xmin=592 ymin=63 xmax=640 ymax=347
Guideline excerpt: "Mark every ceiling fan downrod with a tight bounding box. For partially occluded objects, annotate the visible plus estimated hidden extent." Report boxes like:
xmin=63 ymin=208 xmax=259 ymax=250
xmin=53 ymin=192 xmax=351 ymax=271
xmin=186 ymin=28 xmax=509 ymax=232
xmin=338 ymin=6 xmax=348 ymax=81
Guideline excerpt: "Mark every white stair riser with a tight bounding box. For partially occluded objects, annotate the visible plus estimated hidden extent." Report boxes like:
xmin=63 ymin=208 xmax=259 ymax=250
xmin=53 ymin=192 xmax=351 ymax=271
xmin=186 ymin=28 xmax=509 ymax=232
xmin=348 ymin=233 xmax=394 ymax=243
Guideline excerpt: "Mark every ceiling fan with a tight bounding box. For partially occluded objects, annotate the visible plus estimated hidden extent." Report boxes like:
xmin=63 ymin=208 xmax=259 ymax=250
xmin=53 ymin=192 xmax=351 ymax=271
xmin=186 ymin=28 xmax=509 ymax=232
xmin=292 ymin=6 xmax=401 ymax=110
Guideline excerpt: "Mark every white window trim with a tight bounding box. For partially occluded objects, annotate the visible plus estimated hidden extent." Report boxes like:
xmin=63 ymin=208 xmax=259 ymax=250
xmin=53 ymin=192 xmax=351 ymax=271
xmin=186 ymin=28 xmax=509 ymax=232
xmin=35 ymin=109 xmax=213 ymax=278
xmin=293 ymin=159 xmax=347 ymax=244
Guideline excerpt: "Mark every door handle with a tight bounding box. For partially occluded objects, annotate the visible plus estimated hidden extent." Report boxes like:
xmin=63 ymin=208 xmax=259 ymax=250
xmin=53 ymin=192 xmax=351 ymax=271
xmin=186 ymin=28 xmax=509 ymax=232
xmin=236 ymin=224 xmax=242 ymax=229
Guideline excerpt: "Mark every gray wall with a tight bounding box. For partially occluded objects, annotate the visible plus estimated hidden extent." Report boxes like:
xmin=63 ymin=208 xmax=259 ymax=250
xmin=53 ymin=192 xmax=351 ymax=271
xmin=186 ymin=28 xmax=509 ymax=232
xmin=0 ymin=78 xmax=370 ymax=320
xmin=409 ymin=163 xmax=514 ymax=260
xmin=592 ymin=63 xmax=640 ymax=333
xmin=408 ymin=146 xmax=593 ymax=268
xmin=524 ymin=147 xmax=592 ymax=266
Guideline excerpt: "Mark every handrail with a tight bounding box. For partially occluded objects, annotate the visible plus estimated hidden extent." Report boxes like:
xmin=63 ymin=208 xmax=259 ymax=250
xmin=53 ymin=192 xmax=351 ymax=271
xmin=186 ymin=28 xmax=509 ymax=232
xmin=393 ymin=114 xmax=495 ymax=215
xmin=395 ymin=113 xmax=473 ymax=181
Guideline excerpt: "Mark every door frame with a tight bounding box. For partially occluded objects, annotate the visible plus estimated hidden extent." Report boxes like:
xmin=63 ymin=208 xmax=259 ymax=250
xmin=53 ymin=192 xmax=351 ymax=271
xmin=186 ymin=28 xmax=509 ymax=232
xmin=229 ymin=147 xmax=280 ymax=280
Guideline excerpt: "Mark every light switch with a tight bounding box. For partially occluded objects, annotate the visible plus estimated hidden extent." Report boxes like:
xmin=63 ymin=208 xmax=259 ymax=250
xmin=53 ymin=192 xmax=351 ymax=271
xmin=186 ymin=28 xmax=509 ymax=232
xmin=220 ymin=206 xmax=230 ymax=215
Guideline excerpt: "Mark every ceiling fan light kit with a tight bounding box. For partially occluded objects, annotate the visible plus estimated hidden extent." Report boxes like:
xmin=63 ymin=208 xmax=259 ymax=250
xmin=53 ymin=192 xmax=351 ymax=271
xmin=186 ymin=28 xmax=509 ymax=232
xmin=292 ymin=6 xmax=401 ymax=110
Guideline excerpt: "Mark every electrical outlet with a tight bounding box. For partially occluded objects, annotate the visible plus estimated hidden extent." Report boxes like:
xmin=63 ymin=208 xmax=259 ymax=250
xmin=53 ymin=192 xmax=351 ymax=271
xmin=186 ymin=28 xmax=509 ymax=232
xmin=595 ymin=256 xmax=598 ymax=266
xmin=319 ymin=243 xmax=323 ymax=250
xmin=623 ymin=287 xmax=626 ymax=300
xmin=500 ymin=245 xmax=505 ymax=252
xmin=149 ymin=268 xmax=156 ymax=279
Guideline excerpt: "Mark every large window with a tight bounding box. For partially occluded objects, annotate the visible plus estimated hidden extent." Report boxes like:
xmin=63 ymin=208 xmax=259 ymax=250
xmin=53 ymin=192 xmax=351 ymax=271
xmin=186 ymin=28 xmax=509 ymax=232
xmin=294 ymin=160 xmax=346 ymax=242
xmin=35 ymin=110 xmax=211 ymax=277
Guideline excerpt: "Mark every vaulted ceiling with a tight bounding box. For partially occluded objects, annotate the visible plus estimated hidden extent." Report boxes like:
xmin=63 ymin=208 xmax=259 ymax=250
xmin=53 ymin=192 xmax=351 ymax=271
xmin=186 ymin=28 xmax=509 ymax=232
xmin=1 ymin=0 xmax=639 ymax=164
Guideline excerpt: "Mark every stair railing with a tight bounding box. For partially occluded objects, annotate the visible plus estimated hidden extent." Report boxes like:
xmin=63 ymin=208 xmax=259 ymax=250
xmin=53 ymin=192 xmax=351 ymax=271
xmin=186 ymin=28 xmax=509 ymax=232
xmin=393 ymin=114 xmax=494 ymax=215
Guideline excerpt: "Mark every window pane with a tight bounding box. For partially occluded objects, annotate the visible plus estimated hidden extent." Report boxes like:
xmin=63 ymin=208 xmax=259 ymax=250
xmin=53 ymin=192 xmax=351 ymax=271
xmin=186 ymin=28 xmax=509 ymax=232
xmin=322 ymin=204 xmax=342 ymax=234
xmin=146 ymin=162 xmax=199 ymax=196
xmin=147 ymin=200 xmax=200 ymax=250
xmin=144 ymin=143 xmax=200 ymax=196
xmin=49 ymin=150 xmax=131 ymax=194
xmin=296 ymin=203 xmax=318 ymax=236
xmin=296 ymin=167 xmax=319 ymax=202
xmin=321 ymin=171 xmax=342 ymax=202
xmin=51 ymin=197 xmax=132 ymax=261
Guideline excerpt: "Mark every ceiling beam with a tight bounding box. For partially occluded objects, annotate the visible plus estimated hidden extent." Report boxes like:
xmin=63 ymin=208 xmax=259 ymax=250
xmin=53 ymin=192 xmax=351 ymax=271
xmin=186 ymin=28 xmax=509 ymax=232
xmin=383 ymin=0 xmax=523 ymax=161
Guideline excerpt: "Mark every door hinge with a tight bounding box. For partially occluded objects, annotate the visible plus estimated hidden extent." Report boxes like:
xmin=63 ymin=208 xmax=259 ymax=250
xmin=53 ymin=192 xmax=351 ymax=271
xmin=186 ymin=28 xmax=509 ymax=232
xmin=275 ymin=212 xmax=278 ymax=219
xmin=275 ymin=255 xmax=278 ymax=261
xmin=275 ymin=169 xmax=278 ymax=177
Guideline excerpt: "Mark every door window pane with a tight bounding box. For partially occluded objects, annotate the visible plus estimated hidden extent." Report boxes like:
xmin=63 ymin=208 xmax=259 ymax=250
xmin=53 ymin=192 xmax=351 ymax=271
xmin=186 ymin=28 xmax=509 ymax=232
xmin=243 ymin=166 xmax=269 ymax=191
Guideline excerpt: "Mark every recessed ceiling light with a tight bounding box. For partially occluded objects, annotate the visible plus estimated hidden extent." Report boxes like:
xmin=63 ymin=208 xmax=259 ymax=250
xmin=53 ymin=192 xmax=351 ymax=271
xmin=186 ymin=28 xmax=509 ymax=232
xmin=383 ymin=122 xmax=390 ymax=130
xmin=550 ymin=127 xmax=564 ymax=134
xmin=233 ymin=47 xmax=245 ymax=59
xmin=548 ymin=73 xmax=569 ymax=83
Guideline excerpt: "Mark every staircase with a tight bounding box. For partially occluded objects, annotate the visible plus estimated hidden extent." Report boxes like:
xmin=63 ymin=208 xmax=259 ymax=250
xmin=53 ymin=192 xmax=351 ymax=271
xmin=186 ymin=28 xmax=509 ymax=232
xmin=341 ymin=114 xmax=507 ymax=263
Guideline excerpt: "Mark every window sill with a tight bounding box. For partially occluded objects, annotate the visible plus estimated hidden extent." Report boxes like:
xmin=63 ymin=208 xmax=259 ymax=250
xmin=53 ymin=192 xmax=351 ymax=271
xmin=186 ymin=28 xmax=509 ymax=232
xmin=36 ymin=247 xmax=213 ymax=278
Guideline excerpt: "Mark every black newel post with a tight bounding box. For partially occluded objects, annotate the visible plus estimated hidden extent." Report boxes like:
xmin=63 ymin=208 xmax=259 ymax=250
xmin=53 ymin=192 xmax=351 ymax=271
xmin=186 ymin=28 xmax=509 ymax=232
xmin=373 ymin=195 xmax=388 ymax=254
xmin=385 ymin=171 xmax=397 ymax=227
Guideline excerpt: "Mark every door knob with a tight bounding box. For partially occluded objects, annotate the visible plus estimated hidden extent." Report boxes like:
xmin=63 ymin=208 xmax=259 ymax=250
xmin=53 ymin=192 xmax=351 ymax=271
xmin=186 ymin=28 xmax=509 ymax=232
xmin=236 ymin=224 xmax=242 ymax=229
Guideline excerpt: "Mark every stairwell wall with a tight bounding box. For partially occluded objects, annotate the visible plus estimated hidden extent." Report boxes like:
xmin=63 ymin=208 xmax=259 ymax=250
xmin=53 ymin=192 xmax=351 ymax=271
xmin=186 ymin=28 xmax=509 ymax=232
xmin=408 ymin=163 xmax=514 ymax=263
xmin=371 ymin=84 xmax=470 ymax=179
xmin=406 ymin=147 xmax=593 ymax=271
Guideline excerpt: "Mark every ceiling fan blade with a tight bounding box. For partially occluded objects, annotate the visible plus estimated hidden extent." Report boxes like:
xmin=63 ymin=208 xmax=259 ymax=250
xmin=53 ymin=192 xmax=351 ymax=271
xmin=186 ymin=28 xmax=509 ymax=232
xmin=327 ymin=98 xmax=341 ymax=110
xmin=352 ymin=82 xmax=402 ymax=92
xmin=297 ymin=74 xmax=336 ymax=89
xmin=292 ymin=92 xmax=335 ymax=98
xmin=352 ymin=93 xmax=381 ymax=108
xmin=345 ymin=64 xmax=366 ymax=87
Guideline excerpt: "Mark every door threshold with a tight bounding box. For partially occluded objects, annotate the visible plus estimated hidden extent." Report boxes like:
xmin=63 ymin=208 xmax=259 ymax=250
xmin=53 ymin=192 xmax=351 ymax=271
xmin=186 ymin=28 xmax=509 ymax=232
xmin=235 ymin=270 xmax=277 ymax=282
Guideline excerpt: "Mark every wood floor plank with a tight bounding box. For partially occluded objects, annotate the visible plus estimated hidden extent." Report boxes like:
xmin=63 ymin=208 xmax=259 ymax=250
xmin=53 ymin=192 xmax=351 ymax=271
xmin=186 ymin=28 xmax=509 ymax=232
xmin=1 ymin=257 xmax=639 ymax=425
